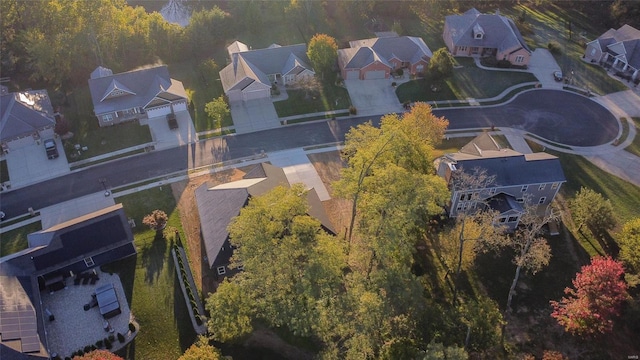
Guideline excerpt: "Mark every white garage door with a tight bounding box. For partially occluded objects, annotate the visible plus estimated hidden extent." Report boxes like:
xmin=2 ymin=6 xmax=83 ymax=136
xmin=146 ymin=105 xmax=172 ymax=118
xmin=364 ymin=70 xmax=386 ymax=80
xmin=172 ymin=101 xmax=187 ymax=112
xmin=227 ymin=90 xmax=243 ymax=103
xmin=345 ymin=70 xmax=359 ymax=80
xmin=243 ymin=89 xmax=269 ymax=101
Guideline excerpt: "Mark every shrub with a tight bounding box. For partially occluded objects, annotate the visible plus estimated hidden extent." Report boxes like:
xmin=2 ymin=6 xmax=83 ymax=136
xmin=96 ymin=339 xmax=103 ymax=348
xmin=497 ymin=60 xmax=511 ymax=68
xmin=129 ymin=323 xmax=136 ymax=333
xmin=142 ymin=210 xmax=168 ymax=231
xmin=548 ymin=41 xmax=561 ymax=54
xmin=84 ymin=345 xmax=91 ymax=353
xmin=349 ymin=106 xmax=357 ymax=115
xmin=196 ymin=316 xmax=203 ymax=326
xmin=108 ymin=334 xmax=115 ymax=342
xmin=53 ymin=356 xmax=62 ymax=360
xmin=117 ymin=332 xmax=125 ymax=343
xmin=104 ymin=339 xmax=112 ymax=349
xmin=391 ymin=82 xmax=397 ymax=87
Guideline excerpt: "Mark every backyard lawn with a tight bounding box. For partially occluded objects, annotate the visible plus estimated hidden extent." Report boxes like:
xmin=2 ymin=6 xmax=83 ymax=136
xmin=274 ymin=79 xmax=352 ymax=117
xmin=0 ymin=221 xmax=41 ymax=257
xmin=106 ymin=187 xmax=195 ymax=360
xmin=396 ymin=58 xmax=537 ymax=103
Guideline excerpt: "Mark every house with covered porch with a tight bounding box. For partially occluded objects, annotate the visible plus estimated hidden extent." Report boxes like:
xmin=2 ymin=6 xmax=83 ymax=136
xmin=88 ymin=65 xmax=188 ymax=127
xmin=584 ymin=24 xmax=640 ymax=82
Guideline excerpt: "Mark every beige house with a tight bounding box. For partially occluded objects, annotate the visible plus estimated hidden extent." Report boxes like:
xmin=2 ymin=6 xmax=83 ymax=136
xmin=584 ymin=24 xmax=640 ymax=81
xmin=443 ymin=8 xmax=532 ymax=66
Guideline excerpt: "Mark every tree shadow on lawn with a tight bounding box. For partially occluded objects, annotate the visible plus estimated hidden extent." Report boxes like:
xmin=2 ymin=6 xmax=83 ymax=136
xmin=141 ymin=231 xmax=168 ymax=284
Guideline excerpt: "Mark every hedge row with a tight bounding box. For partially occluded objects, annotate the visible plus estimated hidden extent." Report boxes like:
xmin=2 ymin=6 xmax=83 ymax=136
xmin=174 ymin=244 xmax=203 ymax=326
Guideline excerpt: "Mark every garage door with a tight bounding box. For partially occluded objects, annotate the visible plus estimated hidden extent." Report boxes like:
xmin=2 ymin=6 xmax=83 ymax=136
xmin=243 ymin=89 xmax=269 ymax=101
xmin=146 ymin=105 xmax=172 ymax=118
xmin=172 ymin=101 xmax=187 ymax=112
xmin=364 ymin=70 xmax=386 ymax=80
xmin=345 ymin=70 xmax=359 ymax=80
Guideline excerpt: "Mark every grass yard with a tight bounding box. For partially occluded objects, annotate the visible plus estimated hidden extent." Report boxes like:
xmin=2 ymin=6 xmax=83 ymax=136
xmin=63 ymin=87 xmax=152 ymax=161
xmin=105 ymin=187 xmax=195 ymax=360
xmin=396 ymin=58 xmax=537 ymax=103
xmin=625 ymin=118 xmax=640 ymax=157
xmin=0 ymin=221 xmax=42 ymax=257
xmin=274 ymin=80 xmax=352 ymax=117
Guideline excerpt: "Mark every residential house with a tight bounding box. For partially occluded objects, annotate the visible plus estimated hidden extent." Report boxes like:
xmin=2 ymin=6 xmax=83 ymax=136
xmin=436 ymin=133 xmax=566 ymax=231
xmin=338 ymin=34 xmax=433 ymax=80
xmin=0 ymin=204 xmax=136 ymax=359
xmin=220 ymin=41 xmax=315 ymax=102
xmin=1 ymin=89 xmax=56 ymax=153
xmin=584 ymin=24 xmax=640 ymax=81
xmin=443 ymin=8 xmax=532 ymax=66
xmin=88 ymin=65 xmax=188 ymax=127
xmin=195 ymin=163 xmax=335 ymax=278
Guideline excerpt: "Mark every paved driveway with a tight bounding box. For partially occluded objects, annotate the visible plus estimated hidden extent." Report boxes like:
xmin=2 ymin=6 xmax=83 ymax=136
xmin=230 ymin=98 xmax=280 ymax=134
xmin=594 ymin=90 xmax=640 ymax=118
xmin=528 ymin=48 xmax=563 ymax=90
xmin=344 ymin=79 xmax=404 ymax=116
xmin=3 ymin=138 xmax=70 ymax=189
xmin=145 ymin=110 xmax=197 ymax=150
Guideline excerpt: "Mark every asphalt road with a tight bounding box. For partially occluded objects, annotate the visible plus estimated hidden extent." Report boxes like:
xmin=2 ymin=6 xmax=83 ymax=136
xmin=0 ymin=90 xmax=619 ymax=218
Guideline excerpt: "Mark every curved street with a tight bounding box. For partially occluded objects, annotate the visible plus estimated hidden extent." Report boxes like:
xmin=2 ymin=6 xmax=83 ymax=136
xmin=0 ymin=89 xmax=628 ymax=218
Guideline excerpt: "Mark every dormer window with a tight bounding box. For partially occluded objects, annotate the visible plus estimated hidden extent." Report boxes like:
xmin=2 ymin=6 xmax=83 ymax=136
xmin=473 ymin=23 xmax=484 ymax=40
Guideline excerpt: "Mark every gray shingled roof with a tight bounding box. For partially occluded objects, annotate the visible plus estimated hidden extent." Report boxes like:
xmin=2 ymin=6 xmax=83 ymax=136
xmin=88 ymin=65 xmax=186 ymax=116
xmin=0 ymin=91 xmax=55 ymax=142
xmin=220 ymin=43 xmax=313 ymax=92
xmin=594 ymin=25 xmax=640 ymax=69
xmin=340 ymin=36 xmax=432 ymax=69
xmin=455 ymin=154 xmax=565 ymax=187
xmin=445 ymin=8 xmax=530 ymax=54
xmin=487 ymin=193 xmax=523 ymax=214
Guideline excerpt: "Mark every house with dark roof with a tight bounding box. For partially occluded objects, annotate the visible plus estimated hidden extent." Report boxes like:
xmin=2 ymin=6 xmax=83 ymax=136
xmin=443 ymin=8 xmax=532 ymax=66
xmin=0 ymin=204 xmax=136 ymax=359
xmin=220 ymin=41 xmax=315 ymax=102
xmin=195 ymin=163 xmax=335 ymax=278
xmin=0 ymin=90 xmax=56 ymax=153
xmin=584 ymin=24 xmax=640 ymax=81
xmin=338 ymin=34 xmax=433 ymax=80
xmin=88 ymin=65 xmax=188 ymax=127
xmin=436 ymin=133 xmax=566 ymax=231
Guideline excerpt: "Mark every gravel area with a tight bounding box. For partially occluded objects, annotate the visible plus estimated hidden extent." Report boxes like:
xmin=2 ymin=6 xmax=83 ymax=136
xmin=40 ymin=269 xmax=132 ymax=358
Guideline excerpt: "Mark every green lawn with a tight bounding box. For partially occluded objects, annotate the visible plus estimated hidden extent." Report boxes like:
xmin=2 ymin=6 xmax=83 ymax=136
xmin=0 ymin=221 xmax=42 ymax=256
xmin=63 ymin=87 xmax=152 ymax=161
xmin=274 ymin=80 xmax=352 ymax=117
xmin=396 ymin=58 xmax=537 ymax=103
xmin=625 ymin=118 xmax=640 ymax=157
xmin=106 ymin=187 xmax=195 ymax=360
xmin=501 ymin=4 xmax=628 ymax=95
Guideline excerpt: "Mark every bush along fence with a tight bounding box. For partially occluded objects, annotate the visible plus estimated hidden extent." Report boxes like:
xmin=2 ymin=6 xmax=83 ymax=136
xmin=172 ymin=233 xmax=207 ymax=334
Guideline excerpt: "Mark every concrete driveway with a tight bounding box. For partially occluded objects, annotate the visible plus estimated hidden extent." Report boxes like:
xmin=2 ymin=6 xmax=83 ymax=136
xmin=145 ymin=110 xmax=197 ymax=150
xmin=594 ymin=90 xmax=640 ymax=118
xmin=528 ymin=48 xmax=563 ymax=90
xmin=344 ymin=79 xmax=404 ymax=116
xmin=230 ymin=98 xmax=280 ymax=134
xmin=3 ymin=138 xmax=70 ymax=190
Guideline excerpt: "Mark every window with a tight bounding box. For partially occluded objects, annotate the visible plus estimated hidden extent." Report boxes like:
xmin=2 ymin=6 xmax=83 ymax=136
xmin=521 ymin=185 xmax=528 ymax=192
xmin=102 ymin=114 xmax=113 ymax=122
xmin=591 ymin=48 xmax=596 ymax=56
xmin=508 ymin=216 xmax=519 ymax=223
xmin=459 ymin=193 xmax=466 ymax=201
xmin=216 ymin=266 xmax=226 ymax=275
xmin=84 ymin=257 xmax=95 ymax=267
xmin=516 ymin=198 xmax=524 ymax=203
xmin=416 ymin=64 xmax=424 ymax=72
xmin=551 ymin=182 xmax=559 ymax=190
xmin=237 ymin=265 xmax=244 ymax=271
xmin=458 ymin=46 xmax=467 ymax=52
xmin=456 ymin=203 xmax=464 ymax=211
xmin=539 ymin=197 xmax=547 ymax=204
xmin=539 ymin=184 xmax=546 ymax=191
xmin=498 ymin=217 xmax=507 ymax=223
xmin=515 ymin=55 xmax=525 ymax=63
xmin=475 ymin=33 xmax=483 ymax=39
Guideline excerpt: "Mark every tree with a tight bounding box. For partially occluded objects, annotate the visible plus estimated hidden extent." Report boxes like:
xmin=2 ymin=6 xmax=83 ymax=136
xmin=204 ymin=96 xmax=229 ymax=126
xmin=550 ymin=257 xmax=628 ymax=336
xmin=421 ymin=341 xmax=468 ymax=360
xmin=142 ymin=209 xmax=168 ymax=232
xmin=571 ymin=187 xmax=616 ymax=234
xmin=54 ymin=118 xmax=70 ymax=137
xmin=73 ymin=349 xmax=124 ymax=360
xmin=618 ymin=217 xmax=640 ymax=272
xmin=307 ymin=33 xmax=338 ymax=78
xmin=428 ymin=47 xmax=455 ymax=79
xmin=178 ymin=336 xmax=224 ymax=360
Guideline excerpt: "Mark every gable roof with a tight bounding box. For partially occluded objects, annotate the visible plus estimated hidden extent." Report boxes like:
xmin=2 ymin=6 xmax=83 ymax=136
xmin=445 ymin=8 xmax=531 ymax=54
xmin=220 ymin=43 xmax=314 ymax=92
xmin=195 ymin=163 xmax=335 ymax=268
xmin=0 ymin=90 xmax=56 ymax=142
xmin=88 ymin=65 xmax=187 ymax=116
xmin=592 ymin=25 xmax=640 ymax=69
xmin=339 ymin=35 xmax=432 ymax=69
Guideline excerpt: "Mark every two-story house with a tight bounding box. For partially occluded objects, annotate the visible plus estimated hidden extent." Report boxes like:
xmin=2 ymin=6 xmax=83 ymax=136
xmin=88 ymin=65 xmax=188 ymax=127
xmin=195 ymin=163 xmax=335 ymax=279
xmin=584 ymin=24 xmax=640 ymax=82
xmin=436 ymin=133 xmax=566 ymax=231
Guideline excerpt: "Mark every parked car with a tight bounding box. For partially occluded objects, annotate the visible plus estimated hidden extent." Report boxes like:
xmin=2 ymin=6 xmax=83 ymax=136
xmin=167 ymin=113 xmax=178 ymax=130
xmin=44 ymin=139 xmax=59 ymax=159
xmin=553 ymin=71 xmax=563 ymax=82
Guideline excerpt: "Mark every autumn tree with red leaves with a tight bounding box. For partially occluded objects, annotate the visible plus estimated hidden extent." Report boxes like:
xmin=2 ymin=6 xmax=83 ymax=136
xmin=550 ymin=257 xmax=628 ymax=336
xmin=73 ymin=349 xmax=124 ymax=360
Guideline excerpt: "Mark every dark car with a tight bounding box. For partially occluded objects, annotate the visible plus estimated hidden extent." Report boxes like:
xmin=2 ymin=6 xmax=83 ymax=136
xmin=553 ymin=71 xmax=563 ymax=82
xmin=167 ymin=113 xmax=178 ymax=130
xmin=44 ymin=139 xmax=59 ymax=159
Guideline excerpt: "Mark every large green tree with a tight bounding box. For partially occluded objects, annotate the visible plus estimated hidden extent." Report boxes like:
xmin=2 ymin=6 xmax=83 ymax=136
xmin=618 ymin=217 xmax=640 ymax=273
xmin=428 ymin=47 xmax=455 ymax=79
xmin=307 ymin=33 xmax=338 ymax=79
xmin=571 ymin=187 xmax=616 ymax=235
xmin=178 ymin=336 xmax=224 ymax=360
